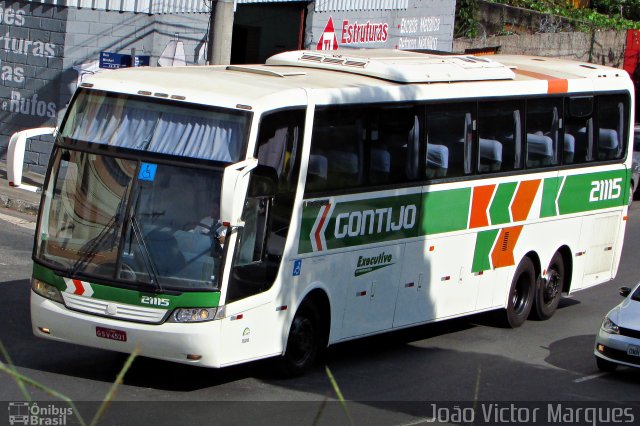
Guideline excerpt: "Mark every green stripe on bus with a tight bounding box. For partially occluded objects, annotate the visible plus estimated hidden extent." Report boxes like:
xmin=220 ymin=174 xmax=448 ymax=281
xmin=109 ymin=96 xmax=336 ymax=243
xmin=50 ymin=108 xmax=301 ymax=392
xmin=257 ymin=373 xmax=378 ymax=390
xmin=323 ymin=194 xmax=422 ymax=251
xmin=299 ymin=168 xmax=627 ymax=254
xmin=299 ymin=203 xmax=325 ymax=255
xmin=32 ymin=263 xmax=220 ymax=308
xmin=540 ymin=177 xmax=562 ymax=218
xmin=557 ymin=170 xmax=626 ymax=215
xmin=489 ymin=182 xmax=517 ymax=225
xmin=472 ymin=229 xmax=499 ymax=273
xmin=422 ymin=188 xmax=471 ymax=235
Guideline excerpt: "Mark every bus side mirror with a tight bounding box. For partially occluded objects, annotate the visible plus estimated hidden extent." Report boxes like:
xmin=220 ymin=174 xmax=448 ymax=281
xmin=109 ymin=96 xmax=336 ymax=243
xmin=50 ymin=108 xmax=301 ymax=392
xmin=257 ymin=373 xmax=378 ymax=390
xmin=221 ymin=158 xmax=259 ymax=227
xmin=7 ymin=127 xmax=56 ymax=192
xmin=247 ymin=165 xmax=278 ymax=198
xmin=619 ymin=286 xmax=632 ymax=298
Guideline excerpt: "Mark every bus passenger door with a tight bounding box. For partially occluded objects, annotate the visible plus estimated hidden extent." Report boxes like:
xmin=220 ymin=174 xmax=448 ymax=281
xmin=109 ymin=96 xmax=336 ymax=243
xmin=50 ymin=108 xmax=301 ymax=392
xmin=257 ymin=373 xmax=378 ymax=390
xmin=341 ymin=245 xmax=403 ymax=337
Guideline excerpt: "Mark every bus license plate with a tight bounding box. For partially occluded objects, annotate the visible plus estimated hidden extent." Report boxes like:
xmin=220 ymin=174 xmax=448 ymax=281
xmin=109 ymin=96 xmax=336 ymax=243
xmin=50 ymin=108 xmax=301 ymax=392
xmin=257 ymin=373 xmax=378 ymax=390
xmin=96 ymin=326 xmax=127 ymax=342
xmin=627 ymin=345 xmax=640 ymax=357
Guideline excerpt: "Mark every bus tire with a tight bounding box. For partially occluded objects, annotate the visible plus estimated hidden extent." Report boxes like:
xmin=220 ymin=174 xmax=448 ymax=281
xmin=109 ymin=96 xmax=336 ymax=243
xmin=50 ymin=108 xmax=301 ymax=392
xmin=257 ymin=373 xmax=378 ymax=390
xmin=279 ymin=301 xmax=320 ymax=377
xmin=502 ymin=257 xmax=535 ymax=328
xmin=532 ymin=252 xmax=564 ymax=320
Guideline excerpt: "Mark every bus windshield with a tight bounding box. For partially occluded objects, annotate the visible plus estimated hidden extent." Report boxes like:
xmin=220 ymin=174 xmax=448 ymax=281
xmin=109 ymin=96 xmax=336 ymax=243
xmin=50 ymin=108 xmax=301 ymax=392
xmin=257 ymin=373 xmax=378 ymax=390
xmin=35 ymin=149 xmax=227 ymax=291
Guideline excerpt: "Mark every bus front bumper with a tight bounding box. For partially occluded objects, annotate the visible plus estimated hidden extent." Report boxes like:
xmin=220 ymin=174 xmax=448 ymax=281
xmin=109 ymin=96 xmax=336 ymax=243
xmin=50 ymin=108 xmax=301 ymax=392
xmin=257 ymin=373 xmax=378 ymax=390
xmin=30 ymin=291 xmax=223 ymax=368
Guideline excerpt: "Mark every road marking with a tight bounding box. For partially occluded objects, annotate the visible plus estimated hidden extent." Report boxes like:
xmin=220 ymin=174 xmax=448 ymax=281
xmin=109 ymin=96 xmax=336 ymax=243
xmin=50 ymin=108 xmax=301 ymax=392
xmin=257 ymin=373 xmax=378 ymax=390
xmin=573 ymin=372 xmax=608 ymax=383
xmin=0 ymin=211 xmax=36 ymax=230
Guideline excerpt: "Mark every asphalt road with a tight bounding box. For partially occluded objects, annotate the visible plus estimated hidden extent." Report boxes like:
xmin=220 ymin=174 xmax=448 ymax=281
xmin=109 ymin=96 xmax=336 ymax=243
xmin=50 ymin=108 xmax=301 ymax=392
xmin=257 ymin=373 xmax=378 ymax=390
xmin=0 ymin=205 xmax=639 ymax=425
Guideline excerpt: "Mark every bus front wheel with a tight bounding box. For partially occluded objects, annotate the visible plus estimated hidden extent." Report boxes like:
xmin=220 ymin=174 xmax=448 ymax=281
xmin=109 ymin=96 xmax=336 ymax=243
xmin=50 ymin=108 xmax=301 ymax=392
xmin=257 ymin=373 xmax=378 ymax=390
xmin=532 ymin=252 xmax=564 ymax=320
xmin=280 ymin=302 xmax=320 ymax=377
xmin=502 ymin=257 xmax=535 ymax=328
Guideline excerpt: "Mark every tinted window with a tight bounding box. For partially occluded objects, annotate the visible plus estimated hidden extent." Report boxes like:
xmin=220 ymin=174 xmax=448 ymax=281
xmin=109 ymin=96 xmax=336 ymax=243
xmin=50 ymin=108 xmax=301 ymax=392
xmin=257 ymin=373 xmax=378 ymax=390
xmin=425 ymin=104 xmax=474 ymax=178
xmin=478 ymin=101 xmax=523 ymax=173
xmin=564 ymin=97 xmax=593 ymax=164
xmin=307 ymin=109 xmax=364 ymax=192
xmin=597 ymin=95 xmax=626 ymax=160
xmin=306 ymin=106 xmax=420 ymax=192
xmin=374 ymin=107 xmax=420 ymax=184
xmin=526 ymin=99 xmax=561 ymax=168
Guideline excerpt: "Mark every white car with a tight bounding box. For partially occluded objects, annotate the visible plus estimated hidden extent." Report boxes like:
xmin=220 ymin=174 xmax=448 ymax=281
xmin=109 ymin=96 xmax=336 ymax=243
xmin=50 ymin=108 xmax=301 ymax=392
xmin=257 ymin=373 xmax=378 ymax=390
xmin=594 ymin=283 xmax=640 ymax=371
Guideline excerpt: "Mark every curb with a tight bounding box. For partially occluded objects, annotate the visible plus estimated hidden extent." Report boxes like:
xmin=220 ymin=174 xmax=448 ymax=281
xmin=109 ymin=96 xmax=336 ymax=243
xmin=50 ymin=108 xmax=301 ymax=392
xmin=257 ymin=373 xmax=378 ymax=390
xmin=0 ymin=193 xmax=40 ymax=215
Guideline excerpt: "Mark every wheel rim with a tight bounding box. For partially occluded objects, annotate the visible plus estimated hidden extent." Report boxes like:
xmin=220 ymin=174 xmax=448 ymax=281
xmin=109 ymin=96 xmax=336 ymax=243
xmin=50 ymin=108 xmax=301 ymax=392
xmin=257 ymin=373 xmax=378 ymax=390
xmin=288 ymin=316 xmax=315 ymax=367
xmin=543 ymin=269 xmax=561 ymax=305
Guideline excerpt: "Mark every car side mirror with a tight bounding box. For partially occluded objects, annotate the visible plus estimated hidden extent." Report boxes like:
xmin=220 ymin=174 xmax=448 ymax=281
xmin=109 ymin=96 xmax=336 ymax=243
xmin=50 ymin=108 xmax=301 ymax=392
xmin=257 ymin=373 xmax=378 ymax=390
xmin=619 ymin=286 xmax=631 ymax=298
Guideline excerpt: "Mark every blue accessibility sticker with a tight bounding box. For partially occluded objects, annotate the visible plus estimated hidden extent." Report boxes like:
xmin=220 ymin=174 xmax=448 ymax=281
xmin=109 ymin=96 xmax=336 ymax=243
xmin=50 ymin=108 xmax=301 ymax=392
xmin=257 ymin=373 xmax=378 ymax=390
xmin=138 ymin=163 xmax=157 ymax=181
xmin=293 ymin=259 xmax=302 ymax=276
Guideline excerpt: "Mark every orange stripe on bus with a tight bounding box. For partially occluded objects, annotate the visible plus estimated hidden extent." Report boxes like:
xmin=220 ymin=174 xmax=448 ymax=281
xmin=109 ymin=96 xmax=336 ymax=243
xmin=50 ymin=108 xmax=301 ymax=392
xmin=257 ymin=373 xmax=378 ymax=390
xmin=491 ymin=226 xmax=523 ymax=269
xmin=513 ymin=69 xmax=568 ymax=93
xmin=470 ymin=185 xmax=495 ymax=228
xmin=547 ymin=79 xmax=568 ymax=93
xmin=511 ymin=180 xmax=541 ymax=222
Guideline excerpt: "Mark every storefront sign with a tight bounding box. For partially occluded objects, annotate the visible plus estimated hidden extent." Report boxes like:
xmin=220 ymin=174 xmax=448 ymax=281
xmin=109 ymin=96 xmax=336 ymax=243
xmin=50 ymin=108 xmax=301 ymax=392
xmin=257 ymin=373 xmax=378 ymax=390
xmin=100 ymin=51 xmax=151 ymax=69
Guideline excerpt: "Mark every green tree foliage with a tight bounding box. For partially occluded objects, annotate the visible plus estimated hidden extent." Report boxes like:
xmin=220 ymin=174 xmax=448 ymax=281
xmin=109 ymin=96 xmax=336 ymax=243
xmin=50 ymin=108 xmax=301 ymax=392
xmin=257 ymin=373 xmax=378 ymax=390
xmin=491 ymin=0 xmax=640 ymax=30
xmin=591 ymin=0 xmax=640 ymax=21
xmin=455 ymin=0 xmax=479 ymax=37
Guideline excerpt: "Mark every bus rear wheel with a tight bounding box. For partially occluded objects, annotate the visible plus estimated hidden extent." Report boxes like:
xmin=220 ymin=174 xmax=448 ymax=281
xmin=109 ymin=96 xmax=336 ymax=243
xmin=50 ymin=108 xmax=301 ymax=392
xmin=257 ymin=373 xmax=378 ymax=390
xmin=280 ymin=302 xmax=320 ymax=377
xmin=532 ymin=252 xmax=564 ymax=320
xmin=502 ymin=257 xmax=535 ymax=328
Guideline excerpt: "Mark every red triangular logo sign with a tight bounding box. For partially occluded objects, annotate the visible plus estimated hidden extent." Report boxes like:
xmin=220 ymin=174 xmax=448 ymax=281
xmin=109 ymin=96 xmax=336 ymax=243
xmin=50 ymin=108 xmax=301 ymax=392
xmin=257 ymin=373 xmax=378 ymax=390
xmin=317 ymin=16 xmax=339 ymax=51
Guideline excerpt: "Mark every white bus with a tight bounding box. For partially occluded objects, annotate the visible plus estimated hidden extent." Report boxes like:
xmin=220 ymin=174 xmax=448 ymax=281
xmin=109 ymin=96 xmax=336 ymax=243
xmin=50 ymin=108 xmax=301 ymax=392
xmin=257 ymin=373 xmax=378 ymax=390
xmin=8 ymin=50 xmax=634 ymax=375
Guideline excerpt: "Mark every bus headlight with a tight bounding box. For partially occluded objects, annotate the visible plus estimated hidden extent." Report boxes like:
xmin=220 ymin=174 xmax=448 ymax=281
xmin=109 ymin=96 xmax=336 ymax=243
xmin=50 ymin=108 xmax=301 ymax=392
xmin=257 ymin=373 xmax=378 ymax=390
xmin=170 ymin=308 xmax=217 ymax=323
xmin=32 ymin=279 xmax=64 ymax=304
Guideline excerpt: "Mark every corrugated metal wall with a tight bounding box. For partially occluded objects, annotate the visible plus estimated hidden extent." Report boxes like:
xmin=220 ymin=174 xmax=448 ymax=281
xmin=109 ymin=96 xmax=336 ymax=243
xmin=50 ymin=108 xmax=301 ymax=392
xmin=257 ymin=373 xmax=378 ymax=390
xmin=20 ymin=0 xmax=407 ymax=14
xmin=313 ymin=0 xmax=408 ymax=12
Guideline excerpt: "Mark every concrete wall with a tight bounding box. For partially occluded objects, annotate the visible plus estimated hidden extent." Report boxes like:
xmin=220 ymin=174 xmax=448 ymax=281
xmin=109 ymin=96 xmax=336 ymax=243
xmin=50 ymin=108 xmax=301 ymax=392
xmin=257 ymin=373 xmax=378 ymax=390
xmin=454 ymin=30 xmax=628 ymax=67
xmin=474 ymin=1 xmax=576 ymax=36
xmin=454 ymin=1 xmax=628 ymax=69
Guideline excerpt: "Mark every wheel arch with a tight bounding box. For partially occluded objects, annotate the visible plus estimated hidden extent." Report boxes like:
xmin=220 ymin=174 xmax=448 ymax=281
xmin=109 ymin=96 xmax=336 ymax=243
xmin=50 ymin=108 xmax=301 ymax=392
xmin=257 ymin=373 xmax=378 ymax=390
xmin=523 ymin=250 xmax=541 ymax=280
xmin=555 ymin=245 xmax=573 ymax=294
xmin=302 ymin=288 xmax=331 ymax=350
xmin=282 ymin=285 xmax=332 ymax=354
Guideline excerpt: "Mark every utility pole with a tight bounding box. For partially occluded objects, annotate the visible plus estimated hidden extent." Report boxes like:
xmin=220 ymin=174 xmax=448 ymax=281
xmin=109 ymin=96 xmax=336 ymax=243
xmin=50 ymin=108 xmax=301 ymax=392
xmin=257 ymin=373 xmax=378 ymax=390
xmin=208 ymin=0 xmax=235 ymax=65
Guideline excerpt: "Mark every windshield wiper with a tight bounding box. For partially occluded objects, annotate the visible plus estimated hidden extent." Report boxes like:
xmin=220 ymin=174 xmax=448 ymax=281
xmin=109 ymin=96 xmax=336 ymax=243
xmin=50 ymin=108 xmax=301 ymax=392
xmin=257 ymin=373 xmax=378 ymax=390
xmin=129 ymin=214 xmax=163 ymax=293
xmin=70 ymin=212 xmax=121 ymax=277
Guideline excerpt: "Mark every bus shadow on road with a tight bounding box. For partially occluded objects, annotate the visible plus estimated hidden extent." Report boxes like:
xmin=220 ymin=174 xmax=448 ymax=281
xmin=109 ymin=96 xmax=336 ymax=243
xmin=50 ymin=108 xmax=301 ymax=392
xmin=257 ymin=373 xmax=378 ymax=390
xmin=3 ymin=276 xmax=639 ymax=399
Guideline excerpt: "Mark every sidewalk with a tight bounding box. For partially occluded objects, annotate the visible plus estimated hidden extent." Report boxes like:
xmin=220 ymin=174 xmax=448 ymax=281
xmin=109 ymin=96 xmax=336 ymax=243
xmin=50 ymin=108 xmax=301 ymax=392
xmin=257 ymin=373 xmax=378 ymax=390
xmin=0 ymin=162 xmax=44 ymax=215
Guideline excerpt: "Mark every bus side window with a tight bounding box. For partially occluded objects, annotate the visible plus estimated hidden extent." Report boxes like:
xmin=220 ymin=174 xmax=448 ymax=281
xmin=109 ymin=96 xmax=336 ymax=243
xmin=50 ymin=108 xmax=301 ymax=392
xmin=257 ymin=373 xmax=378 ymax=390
xmin=307 ymin=109 xmax=363 ymax=192
xmin=596 ymin=95 xmax=627 ymax=161
xmin=564 ymin=96 xmax=593 ymax=164
xmin=526 ymin=98 xmax=562 ymax=168
xmin=478 ymin=101 xmax=523 ymax=174
xmin=376 ymin=107 xmax=420 ymax=183
xmin=425 ymin=104 xmax=474 ymax=179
